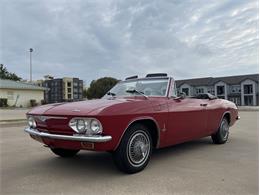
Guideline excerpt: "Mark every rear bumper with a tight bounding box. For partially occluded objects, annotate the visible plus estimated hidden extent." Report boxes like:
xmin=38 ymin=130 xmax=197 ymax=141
xmin=24 ymin=127 xmax=112 ymax=143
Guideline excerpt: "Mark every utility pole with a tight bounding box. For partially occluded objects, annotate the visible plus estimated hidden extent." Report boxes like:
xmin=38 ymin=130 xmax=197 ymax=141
xmin=29 ymin=48 xmax=33 ymax=82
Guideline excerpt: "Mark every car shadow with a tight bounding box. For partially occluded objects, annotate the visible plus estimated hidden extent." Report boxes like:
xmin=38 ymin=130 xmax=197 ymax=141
xmin=35 ymin=151 xmax=121 ymax=176
xmin=149 ymin=137 xmax=217 ymax=168
xmin=152 ymin=137 xmax=213 ymax=160
xmin=25 ymin=137 xmax=213 ymax=176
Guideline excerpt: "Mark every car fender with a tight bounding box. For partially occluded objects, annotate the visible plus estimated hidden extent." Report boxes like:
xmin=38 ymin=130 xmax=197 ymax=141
xmin=114 ymin=116 xmax=161 ymax=150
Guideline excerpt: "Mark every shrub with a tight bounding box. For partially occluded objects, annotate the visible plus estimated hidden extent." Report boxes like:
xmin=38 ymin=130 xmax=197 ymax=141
xmin=30 ymin=99 xmax=37 ymax=107
xmin=0 ymin=98 xmax=8 ymax=107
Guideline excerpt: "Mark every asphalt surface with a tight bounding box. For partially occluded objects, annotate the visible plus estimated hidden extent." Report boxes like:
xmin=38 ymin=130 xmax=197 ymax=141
xmin=0 ymin=111 xmax=258 ymax=195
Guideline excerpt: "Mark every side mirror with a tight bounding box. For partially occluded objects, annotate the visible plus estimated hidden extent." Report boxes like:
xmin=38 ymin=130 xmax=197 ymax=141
xmin=173 ymin=92 xmax=186 ymax=100
xmin=180 ymin=92 xmax=186 ymax=99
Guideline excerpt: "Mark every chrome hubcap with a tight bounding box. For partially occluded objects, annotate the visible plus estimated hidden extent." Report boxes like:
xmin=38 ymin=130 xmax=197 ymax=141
xmin=221 ymin=120 xmax=229 ymax=140
xmin=127 ymin=131 xmax=150 ymax=167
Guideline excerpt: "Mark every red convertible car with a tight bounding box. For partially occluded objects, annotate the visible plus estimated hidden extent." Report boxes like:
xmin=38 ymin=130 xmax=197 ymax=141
xmin=25 ymin=73 xmax=239 ymax=173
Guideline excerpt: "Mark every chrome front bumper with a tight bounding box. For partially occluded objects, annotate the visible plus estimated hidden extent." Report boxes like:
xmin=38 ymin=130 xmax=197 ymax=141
xmin=24 ymin=127 xmax=112 ymax=143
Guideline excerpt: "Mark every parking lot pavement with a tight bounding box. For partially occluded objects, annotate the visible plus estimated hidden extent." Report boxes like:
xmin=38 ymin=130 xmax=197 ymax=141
xmin=0 ymin=111 xmax=258 ymax=195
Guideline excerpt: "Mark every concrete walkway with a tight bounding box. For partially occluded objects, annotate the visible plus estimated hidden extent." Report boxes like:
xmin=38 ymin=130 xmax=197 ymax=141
xmin=0 ymin=108 xmax=29 ymax=121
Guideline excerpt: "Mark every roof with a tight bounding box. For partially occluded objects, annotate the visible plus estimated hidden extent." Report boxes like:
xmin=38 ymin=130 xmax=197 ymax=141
xmin=176 ymin=74 xmax=259 ymax=87
xmin=212 ymin=74 xmax=259 ymax=85
xmin=0 ymin=79 xmax=48 ymax=90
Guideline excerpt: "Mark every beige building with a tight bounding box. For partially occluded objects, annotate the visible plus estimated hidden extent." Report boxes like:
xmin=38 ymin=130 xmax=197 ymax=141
xmin=0 ymin=79 xmax=48 ymax=107
xmin=63 ymin=77 xmax=73 ymax=100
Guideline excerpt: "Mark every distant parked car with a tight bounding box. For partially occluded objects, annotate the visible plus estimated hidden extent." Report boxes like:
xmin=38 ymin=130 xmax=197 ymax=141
xmin=25 ymin=73 xmax=239 ymax=173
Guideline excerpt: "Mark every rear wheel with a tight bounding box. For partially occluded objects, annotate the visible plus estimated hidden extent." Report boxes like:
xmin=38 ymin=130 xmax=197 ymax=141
xmin=112 ymin=124 xmax=152 ymax=174
xmin=50 ymin=148 xmax=80 ymax=158
xmin=211 ymin=117 xmax=229 ymax=144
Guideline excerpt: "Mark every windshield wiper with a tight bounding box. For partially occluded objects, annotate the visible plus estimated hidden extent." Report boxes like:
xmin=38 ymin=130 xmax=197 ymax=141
xmin=125 ymin=89 xmax=148 ymax=99
xmin=106 ymin=92 xmax=116 ymax=96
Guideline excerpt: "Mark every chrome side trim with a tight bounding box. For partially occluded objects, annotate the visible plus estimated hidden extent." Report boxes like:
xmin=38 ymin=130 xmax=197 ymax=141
xmin=24 ymin=127 xmax=112 ymax=142
xmin=43 ymin=116 xmax=68 ymax=119
xmin=165 ymin=77 xmax=172 ymax=98
xmin=33 ymin=115 xmax=68 ymax=122
xmin=115 ymin=117 xmax=161 ymax=150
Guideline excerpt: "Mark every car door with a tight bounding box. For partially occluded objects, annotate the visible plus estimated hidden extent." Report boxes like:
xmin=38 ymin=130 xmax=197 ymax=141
xmin=165 ymin=97 xmax=208 ymax=146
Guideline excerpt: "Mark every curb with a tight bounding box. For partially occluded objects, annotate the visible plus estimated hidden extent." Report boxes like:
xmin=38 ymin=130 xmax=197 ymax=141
xmin=0 ymin=119 xmax=26 ymax=123
xmin=238 ymin=109 xmax=259 ymax=112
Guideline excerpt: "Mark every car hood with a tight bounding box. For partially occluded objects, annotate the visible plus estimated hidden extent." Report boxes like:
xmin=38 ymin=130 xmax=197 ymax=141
xmin=28 ymin=97 xmax=156 ymax=116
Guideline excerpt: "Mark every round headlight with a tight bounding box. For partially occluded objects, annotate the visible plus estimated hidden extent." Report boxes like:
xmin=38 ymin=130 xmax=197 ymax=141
xmin=28 ymin=116 xmax=36 ymax=128
xmin=69 ymin=118 xmax=102 ymax=134
xmin=76 ymin=119 xmax=86 ymax=133
xmin=90 ymin=119 xmax=102 ymax=134
xmin=69 ymin=118 xmax=88 ymax=133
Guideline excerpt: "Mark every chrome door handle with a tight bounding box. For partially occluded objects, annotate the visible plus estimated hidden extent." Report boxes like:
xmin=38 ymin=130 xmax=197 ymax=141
xmin=200 ymin=104 xmax=207 ymax=107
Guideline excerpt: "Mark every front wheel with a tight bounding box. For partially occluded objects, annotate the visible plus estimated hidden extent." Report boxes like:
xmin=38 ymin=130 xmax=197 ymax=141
xmin=50 ymin=148 xmax=80 ymax=158
xmin=211 ymin=117 xmax=229 ymax=144
xmin=112 ymin=124 xmax=152 ymax=174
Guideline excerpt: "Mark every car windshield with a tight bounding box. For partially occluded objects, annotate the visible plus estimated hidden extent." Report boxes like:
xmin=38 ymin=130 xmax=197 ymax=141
xmin=104 ymin=78 xmax=169 ymax=98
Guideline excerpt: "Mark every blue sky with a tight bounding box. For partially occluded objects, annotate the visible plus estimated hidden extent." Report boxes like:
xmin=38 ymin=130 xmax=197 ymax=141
xmin=1 ymin=0 xmax=259 ymax=85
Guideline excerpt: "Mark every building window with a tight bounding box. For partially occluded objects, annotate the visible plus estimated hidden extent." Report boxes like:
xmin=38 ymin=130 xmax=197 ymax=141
xmin=244 ymin=84 xmax=253 ymax=94
xmin=68 ymin=82 xmax=71 ymax=87
xmin=230 ymin=85 xmax=241 ymax=93
xmin=68 ymin=94 xmax=71 ymax=99
xmin=229 ymin=97 xmax=241 ymax=106
xmin=244 ymin=96 xmax=253 ymax=106
xmin=196 ymin=88 xmax=204 ymax=94
xmin=182 ymin=88 xmax=189 ymax=96
xmin=217 ymin=86 xmax=225 ymax=95
xmin=68 ymin=88 xmax=71 ymax=93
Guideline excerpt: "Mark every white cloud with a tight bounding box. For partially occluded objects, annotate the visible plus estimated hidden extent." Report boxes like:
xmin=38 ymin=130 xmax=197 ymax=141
xmin=1 ymin=0 xmax=258 ymax=84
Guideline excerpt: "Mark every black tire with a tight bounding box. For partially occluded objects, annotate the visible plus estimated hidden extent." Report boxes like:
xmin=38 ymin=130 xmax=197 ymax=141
xmin=50 ymin=148 xmax=80 ymax=158
xmin=211 ymin=117 xmax=229 ymax=144
xmin=112 ymin=123 xmax=152 ymax=174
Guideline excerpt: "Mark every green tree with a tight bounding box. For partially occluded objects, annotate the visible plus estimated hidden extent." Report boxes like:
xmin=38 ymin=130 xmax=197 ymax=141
xmin=0 ymin=64 xmax=21 ymax=81
xmin=86 ymin=77 xmax=119 ymax=99
xmin=83 ymin=88 xmax=88 ymax=98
